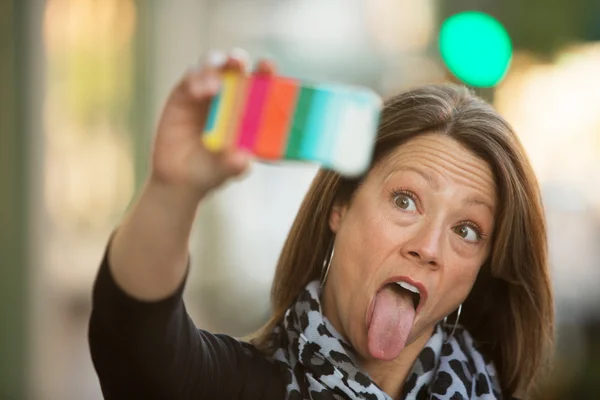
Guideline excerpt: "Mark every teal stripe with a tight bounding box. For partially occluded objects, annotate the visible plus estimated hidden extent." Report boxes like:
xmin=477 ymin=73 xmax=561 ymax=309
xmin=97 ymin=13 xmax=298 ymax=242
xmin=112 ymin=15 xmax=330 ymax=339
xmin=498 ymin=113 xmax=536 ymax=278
xmin=298 ymin=88 xmax=329 ymax=160
xmin=204 ymin=92 xmax=221 ymax=133
xmin=285 ymin=87 xmax=315 ymax=159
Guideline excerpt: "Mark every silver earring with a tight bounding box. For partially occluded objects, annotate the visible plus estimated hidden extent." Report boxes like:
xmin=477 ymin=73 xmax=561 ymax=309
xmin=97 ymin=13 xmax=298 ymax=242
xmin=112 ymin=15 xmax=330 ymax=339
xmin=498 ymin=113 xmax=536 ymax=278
xmin=443 ymin=304 xmax=462 ymax=342
xmin=320 ymin=240 xmax=335 ymax=288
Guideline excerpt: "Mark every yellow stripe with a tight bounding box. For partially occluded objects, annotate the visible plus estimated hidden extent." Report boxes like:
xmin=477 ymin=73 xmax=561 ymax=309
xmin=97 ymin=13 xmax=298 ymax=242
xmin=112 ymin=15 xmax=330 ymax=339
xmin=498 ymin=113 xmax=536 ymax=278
xmin=203 ymin=72 xmax=242 ymax=152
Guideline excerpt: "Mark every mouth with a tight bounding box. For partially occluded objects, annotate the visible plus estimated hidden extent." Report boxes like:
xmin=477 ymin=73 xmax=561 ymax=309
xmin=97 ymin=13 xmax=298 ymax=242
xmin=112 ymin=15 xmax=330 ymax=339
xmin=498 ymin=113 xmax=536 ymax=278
xmin=393 ymin=281 xmax=421 ymax=310
xmin=383 ymin=276 xmax=427 ymax=313
xmin=365 ymin=276 xmax=428 ymax=330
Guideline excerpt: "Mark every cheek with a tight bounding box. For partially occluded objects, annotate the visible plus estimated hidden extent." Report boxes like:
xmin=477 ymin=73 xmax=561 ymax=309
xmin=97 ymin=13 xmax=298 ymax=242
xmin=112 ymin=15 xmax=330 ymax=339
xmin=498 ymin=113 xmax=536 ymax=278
xmin=440 ymin=239 xmax=491 ymax=305
xmin=454 ymin=265 xmax=480 ymax=296
xmin=340 ymin=201 xmax=391 ymax=256
xmin=330 ymin=205 xmax=397 ymax=319
xmin=430 ymin=262 xmax=481 ymax=318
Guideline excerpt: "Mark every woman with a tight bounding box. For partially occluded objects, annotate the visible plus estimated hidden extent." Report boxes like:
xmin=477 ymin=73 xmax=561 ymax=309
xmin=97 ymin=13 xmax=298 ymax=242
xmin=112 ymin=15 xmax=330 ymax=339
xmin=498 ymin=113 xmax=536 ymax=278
xmin=89 ymin=51 xmax=554 ymax=399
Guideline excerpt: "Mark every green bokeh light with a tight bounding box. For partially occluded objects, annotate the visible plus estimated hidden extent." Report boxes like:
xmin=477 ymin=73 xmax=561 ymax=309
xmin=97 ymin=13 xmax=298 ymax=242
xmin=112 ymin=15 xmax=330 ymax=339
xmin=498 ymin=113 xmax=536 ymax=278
xmin=440 ymin=11 xmax=513 ymax=87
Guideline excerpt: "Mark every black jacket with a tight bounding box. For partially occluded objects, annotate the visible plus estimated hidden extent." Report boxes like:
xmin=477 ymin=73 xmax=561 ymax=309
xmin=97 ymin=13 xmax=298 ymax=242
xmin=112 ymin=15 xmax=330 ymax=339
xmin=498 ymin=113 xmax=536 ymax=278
xmin=88 ymin=251 xmax=285 ymax=399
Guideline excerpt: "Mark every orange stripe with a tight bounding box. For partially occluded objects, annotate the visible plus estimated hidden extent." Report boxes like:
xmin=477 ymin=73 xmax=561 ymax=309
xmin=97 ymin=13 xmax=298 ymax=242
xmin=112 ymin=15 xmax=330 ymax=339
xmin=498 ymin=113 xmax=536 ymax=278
xmin=254 ymin=77 xmax=300 ymax=160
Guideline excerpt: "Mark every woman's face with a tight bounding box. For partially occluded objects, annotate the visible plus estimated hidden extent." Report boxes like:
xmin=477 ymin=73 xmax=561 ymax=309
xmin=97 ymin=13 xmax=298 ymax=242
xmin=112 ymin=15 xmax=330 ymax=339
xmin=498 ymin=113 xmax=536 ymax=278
xmin=323 ymin=133 xmax=497 ymax=361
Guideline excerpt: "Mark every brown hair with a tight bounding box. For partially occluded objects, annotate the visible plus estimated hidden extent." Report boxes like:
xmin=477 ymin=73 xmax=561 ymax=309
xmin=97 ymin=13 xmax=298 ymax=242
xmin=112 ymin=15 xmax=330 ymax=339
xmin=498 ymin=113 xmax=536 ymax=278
xmin=251 ymin=84 xmax=554 ymax=397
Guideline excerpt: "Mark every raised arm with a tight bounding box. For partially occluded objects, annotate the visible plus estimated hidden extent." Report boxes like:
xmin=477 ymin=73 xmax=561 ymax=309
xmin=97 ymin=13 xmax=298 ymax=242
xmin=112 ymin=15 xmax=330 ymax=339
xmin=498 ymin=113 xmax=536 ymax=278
xmin=110 ymin=51 xmax=254 ymax=301
xmin=89 ymin=52 xmax=285 ymax=399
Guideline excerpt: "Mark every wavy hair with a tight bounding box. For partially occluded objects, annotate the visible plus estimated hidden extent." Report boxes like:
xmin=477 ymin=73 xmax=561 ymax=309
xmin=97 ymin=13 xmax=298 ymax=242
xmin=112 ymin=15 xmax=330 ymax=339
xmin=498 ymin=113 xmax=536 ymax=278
xmin=251 ymin=84 xmax=554 ymax=397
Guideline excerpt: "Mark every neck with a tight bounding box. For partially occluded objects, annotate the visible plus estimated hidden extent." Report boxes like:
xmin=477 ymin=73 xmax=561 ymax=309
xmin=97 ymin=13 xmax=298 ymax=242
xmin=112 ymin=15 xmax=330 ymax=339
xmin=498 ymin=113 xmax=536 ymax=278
xmin=360 ymin=325 xmax=434 ymax=399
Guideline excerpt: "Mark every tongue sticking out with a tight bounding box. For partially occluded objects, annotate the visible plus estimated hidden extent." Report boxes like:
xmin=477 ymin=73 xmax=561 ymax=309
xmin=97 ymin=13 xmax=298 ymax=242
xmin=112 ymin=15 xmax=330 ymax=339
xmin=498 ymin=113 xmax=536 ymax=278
xmin=367 ymin=284 xmax=416 ymax=360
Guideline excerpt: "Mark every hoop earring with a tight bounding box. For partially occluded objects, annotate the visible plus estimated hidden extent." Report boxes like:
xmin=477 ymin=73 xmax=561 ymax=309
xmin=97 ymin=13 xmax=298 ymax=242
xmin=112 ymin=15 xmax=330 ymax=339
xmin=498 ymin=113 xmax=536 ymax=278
xmin=320 ymin=240 xmax=335 ymax=288
xmin=443 ymin=304 xmax=462 ymax=342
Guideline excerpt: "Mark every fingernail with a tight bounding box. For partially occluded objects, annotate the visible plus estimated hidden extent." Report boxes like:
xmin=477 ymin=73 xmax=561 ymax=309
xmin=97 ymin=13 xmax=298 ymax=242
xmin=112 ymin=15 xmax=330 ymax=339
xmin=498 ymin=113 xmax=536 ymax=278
xmin=230 ymin=47 xmax=250 ymax=65
xmin=207 ymin=50 xmax=227 ymax=68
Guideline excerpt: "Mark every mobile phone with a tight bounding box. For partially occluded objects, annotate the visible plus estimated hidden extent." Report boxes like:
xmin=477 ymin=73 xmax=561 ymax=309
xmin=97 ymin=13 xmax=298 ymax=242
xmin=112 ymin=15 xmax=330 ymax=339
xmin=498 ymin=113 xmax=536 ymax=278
xmin=203 ymin=72 xmax=382 ymax=177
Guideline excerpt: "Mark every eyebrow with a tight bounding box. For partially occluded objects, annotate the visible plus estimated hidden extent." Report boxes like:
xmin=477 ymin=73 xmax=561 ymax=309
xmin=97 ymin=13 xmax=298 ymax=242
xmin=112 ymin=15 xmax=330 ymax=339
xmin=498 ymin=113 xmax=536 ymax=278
xmin=463 ymin=197 xmax=495 ymax=214
xmin=387 ymin=166 xmax=495 ymax=214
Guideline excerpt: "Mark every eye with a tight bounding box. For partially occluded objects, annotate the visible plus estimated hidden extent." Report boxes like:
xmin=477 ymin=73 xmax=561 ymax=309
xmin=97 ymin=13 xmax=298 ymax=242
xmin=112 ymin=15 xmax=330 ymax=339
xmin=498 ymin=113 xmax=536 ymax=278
xmin=453 ymin=223 xmax=482 ymax=243
xmin=393 ymin=192 xmax=417 ymax=212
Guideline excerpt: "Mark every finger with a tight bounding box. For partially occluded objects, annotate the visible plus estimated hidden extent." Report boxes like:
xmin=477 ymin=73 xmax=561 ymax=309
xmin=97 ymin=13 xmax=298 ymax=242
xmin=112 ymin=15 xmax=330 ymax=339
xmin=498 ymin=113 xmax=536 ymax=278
xmin=204 ymin=149 xmax=251 ymax=187
xmin=205 ymin=49 xmax=228 ymax=71
xmin=223 ymin=150 xmax=251 ymax=177
xmin=185 ymin=67 xmax=221 ymax=100
xmin=160 ymin=56 xmax=224 ymax=135
xmin=185 ymin=49 xmax=226 ymax=87
xmin=174 ymin=52 xmax=224 ymax=102
xmin=254 ymin=59 xmax=277 ymax=76
xmin=183 ymin=49 xmax=250 ymax=119
xmin=221 ymin=47 xmax=251 ymax=74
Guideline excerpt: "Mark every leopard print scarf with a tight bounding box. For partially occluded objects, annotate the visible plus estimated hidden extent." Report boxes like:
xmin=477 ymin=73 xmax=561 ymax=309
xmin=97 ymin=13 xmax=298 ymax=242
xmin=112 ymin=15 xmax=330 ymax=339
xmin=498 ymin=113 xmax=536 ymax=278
xmin=269 ymin=280 xmax=503 ymax=399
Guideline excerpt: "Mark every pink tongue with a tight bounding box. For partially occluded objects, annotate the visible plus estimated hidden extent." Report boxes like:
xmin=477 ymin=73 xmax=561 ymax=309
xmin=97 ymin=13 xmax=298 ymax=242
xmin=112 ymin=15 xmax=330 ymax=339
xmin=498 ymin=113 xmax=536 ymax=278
xmin=367 ymin=285 xmax=416 ymax=360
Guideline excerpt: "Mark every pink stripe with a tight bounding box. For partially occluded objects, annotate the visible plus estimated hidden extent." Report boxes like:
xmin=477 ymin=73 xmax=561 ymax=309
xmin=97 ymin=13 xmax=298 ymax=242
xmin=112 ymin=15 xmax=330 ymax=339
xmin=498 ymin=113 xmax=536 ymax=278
xmin=236 ymin=75 xmax=271 ymax=150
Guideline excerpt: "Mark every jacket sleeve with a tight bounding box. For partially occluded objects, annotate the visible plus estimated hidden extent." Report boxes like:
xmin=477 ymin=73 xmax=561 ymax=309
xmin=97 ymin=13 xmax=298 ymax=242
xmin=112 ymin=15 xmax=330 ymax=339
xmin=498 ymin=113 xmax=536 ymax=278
xmin=88 ymin=243 xmax=284 ymax=399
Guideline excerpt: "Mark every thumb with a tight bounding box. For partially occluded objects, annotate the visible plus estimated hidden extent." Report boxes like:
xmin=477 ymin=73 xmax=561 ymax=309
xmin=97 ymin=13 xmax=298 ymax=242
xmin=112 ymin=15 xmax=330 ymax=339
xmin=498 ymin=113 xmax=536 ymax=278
xmin=208 ymin=150 xmax=251 ymax=185
xmin=222 ymin=150 xmax=251 ymax=177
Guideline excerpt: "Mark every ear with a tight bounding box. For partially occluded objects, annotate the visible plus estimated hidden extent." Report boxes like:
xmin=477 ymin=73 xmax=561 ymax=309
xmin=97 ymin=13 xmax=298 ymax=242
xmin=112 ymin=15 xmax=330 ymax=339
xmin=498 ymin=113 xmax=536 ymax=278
xmin=329 ymin=202 xmax=348 ymax=234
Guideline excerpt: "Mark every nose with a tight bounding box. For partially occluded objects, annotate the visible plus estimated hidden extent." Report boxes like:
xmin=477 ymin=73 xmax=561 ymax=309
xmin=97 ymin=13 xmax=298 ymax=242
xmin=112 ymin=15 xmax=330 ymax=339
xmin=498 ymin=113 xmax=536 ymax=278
xmin=401 ymin=221 xmax=443 ymax=268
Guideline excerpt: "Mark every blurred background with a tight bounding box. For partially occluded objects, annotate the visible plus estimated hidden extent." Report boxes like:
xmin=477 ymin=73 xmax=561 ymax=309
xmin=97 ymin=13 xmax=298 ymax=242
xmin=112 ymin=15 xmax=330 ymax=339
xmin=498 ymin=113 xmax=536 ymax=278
xmin=2 ymin=0 xmax=600 ymax=398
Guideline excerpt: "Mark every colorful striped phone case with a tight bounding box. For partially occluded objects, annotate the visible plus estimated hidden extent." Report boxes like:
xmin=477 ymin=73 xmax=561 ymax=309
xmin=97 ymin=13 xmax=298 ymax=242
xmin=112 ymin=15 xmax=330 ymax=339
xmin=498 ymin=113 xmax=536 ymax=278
xmin=203 ymin=72 xmax=382 ymax=177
